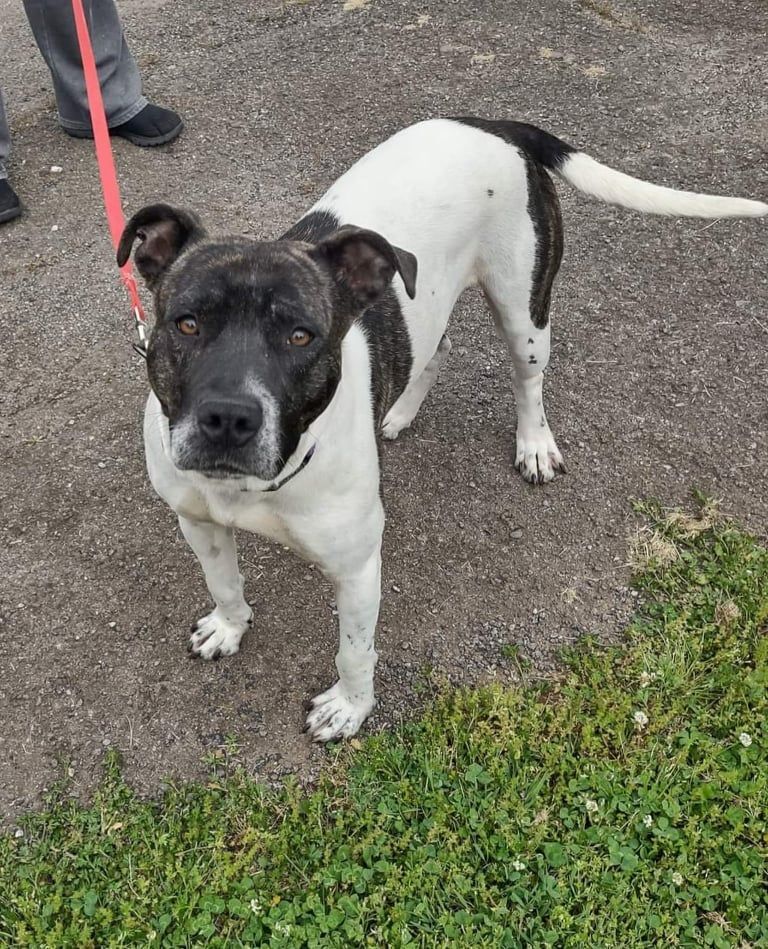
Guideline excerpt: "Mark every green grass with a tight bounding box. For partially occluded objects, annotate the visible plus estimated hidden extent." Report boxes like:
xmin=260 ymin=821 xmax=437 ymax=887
xmin=1 ymin=500 xmax=766 ymax=947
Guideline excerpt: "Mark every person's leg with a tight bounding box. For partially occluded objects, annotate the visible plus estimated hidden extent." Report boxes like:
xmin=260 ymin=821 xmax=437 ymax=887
xmin=22 ymin=0 xmax=146 ymax=131
xmin=22 ymin=0 xmax=182 ymax=145
xmin=0 ymin=90 xmax=22 ymax=224
xmin=0 ymin=89 xmax=10 ymax=177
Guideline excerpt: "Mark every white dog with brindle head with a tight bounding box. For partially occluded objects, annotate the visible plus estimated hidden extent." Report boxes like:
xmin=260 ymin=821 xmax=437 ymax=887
xmin=117 ymin=118 xmax=766 ymax=741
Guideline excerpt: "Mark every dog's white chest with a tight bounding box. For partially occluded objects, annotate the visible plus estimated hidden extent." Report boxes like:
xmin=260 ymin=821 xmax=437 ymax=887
xmin=202 ymin=489 xmax=292 ymax=544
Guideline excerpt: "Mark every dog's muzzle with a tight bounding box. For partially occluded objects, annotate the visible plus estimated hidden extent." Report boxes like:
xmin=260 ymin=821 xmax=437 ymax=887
xmin=170 ymin=390 xmax=283 ymax=481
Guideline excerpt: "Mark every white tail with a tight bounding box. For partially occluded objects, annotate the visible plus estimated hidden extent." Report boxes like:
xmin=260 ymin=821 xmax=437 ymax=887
xmin=557 ymin=152 xmax=768 ymax=219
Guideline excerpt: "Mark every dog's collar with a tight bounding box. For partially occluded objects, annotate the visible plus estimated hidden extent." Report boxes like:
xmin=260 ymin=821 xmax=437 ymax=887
xmin=260 ymin=443 xmax=316 ymax=493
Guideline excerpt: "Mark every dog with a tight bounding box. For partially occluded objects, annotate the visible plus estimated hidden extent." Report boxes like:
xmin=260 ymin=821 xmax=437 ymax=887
xmin=117 ymin=118 xmax=766 ymax=741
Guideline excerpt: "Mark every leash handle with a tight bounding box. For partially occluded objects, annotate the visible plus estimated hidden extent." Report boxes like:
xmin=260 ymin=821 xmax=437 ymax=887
xmin=71 ymin=0 xmax=148 ymax=339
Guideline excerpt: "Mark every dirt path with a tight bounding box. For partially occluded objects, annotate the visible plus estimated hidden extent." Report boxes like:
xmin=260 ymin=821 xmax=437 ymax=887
xmin=1 ymin=0 xmax=766 ymax=820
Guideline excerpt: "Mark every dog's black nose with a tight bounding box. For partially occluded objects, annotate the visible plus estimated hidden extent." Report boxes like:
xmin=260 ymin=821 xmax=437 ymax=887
xmin=197 ymin=399 xmax=263 ymax=448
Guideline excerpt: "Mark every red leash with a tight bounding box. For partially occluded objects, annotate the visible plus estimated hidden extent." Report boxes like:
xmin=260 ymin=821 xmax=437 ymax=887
xmin=71 ymin=0 xmax=148 ymax=355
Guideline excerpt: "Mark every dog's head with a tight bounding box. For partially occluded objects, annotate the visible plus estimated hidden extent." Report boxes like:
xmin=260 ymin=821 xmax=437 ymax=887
xmin=118 ymin=204 xmax=417 ymax=481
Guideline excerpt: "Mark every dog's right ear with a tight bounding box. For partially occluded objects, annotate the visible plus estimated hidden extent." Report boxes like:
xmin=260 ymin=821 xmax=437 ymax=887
xmin=117 ymin=204 xmax=205 ymax=288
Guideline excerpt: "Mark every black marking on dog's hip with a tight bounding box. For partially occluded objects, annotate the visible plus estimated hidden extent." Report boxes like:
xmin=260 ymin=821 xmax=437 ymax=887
xmin=524 ymin=157 xmax=564 ymax=330
xmin=450 ymin=117 xmax=567 ymax=330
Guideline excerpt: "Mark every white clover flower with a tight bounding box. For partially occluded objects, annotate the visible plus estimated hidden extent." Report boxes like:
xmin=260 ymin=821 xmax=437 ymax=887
xmin=633 ymin=710 xmax=649 ymax=730
xmin=274 ymin=921 xmax=291 ymax=936
xmin=671 ymin=872 xmax=683 ymax=886
xmin=512 ymin=859 xmax=526 ymax=871
xmin=249 ymin=898 xmax=262 ymax=914
xmin=643 ymin=814 xmax=653 ymax=828
xmin=585 ymin=799 xmax=599 ymax=814
xmin=739 ymin=732 xmax=752 ymax=748
xmin=639 ymin=672 xmax=652 ymax=688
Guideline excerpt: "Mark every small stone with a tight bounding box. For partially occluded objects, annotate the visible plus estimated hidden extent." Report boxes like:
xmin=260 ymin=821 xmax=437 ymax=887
xmin=50 ymin=165 xmax=63 ymax=173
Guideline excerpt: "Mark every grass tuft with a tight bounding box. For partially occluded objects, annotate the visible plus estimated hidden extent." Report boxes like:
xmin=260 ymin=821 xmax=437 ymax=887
xmin=1 ymin=500 xmax=766 ymax=947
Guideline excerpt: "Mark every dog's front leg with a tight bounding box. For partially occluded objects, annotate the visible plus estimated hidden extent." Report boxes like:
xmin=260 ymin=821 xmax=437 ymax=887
xmin=178 ymin=516 xmax=253 ymax=660
xmin=305 ymin=546 xmax=381 ymax=742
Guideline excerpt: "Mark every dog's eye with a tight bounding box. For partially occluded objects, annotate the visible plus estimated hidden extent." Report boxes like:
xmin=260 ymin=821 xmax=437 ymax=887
xmin=176 ymin=316 xmax=199 ymax=336
xmin=289 ymin=328 xmax=313 ymax=347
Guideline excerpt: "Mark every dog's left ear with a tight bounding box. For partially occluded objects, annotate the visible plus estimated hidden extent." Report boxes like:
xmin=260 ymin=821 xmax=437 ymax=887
xmin=313 ymin=226 xmax=417 ymax=304
xmin=117 ymin=203 xmax=206 ymax=289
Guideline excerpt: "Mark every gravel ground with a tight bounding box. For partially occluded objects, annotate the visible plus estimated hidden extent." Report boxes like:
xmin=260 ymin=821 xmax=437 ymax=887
xmin=1 ymin=0 xmax=766 ymax=821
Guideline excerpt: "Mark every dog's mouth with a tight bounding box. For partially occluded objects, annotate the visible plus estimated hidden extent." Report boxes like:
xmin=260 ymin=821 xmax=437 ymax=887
xmin=175 ymin=452 xmax=267 ymax=479
xmin=194 ymin=463 xmax=250 ymax=480
xmin=171 ymin=443 xmax=280 ymax=482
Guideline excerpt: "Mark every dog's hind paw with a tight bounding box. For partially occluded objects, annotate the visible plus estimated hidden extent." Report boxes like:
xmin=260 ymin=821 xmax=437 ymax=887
xmin=188 ymin=607 xmax=252 ymax=660
xmin=515 ymin=427 xmax=566 ymax=485
xmin=305 ymin=681 xmax=375 ymax=742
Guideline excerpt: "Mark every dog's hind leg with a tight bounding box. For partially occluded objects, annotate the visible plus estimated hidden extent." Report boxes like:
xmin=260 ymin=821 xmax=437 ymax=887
xmin=483 ymin=284 xmax=565 ymax=484
xmin=485 ymin=277 xmax=568 ymax=483
xmin=381 ymin=334 xmax=452 ymax=439
xmin=481 ymin=160 xmax=566 ymax=484
xmin=180 ymin=516 xmax=253 ymax=660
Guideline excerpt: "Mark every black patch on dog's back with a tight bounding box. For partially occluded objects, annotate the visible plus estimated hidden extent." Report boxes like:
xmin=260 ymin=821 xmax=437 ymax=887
xmin=451 ymin=117 xmax=567 ymax=329
xmin=450 ymin=117 xmax=577 ymax=170
xmin=281 ymin=209 xmax=341 ymax=244
xmin=282 ymin=210 xmax=413 ymax=425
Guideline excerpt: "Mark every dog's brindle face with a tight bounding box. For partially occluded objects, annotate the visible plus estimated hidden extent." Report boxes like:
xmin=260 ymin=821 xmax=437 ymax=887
xmin=117 ymin=204 xmax=417 ymax=481
xmin=145 ymin=238 xmax=342 ymax=481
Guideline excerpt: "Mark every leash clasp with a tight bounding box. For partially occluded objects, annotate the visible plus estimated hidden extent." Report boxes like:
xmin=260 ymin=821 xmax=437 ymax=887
xmin=132 ymin=307 xmax=148 ymax=359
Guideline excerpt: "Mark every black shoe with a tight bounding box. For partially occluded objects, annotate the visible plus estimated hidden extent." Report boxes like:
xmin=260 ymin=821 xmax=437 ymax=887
xmin=65 ymin=103 xmax=184 ymax=147
xmin=0 ymin=179 xmax=22 ymax=224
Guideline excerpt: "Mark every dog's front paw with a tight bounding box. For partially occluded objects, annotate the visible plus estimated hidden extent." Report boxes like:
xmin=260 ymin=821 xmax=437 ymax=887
xmin=188 ymin=607 xmax=252 ymax=660
xmin=305 ymin=681 xmax=375 ymax=742
xmin=515 ymin=426 xmax=566 ymax=485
